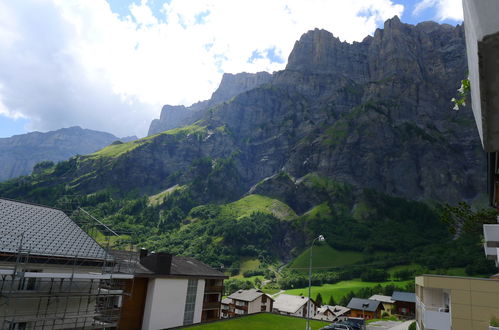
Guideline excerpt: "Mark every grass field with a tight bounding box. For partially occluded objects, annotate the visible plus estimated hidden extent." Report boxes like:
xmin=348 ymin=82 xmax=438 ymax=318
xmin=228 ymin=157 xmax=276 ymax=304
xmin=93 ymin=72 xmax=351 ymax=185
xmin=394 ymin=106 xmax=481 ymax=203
xmin=289 ymin=244 xmax=364 ymax=271
xmin=283 ymin=279 xmax=413 ymax=303
xmin=184 ymin=313 xmax=329 ymax=329
xmin=221 ymin=194 xmax=297 ymax=220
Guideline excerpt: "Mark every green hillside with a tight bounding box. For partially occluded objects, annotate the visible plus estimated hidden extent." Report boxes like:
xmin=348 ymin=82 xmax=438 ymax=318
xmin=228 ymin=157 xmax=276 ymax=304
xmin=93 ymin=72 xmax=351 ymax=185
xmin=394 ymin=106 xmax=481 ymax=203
xmin=221 ymin=194 xmax=297 ymax=220
xmin=289 ymin=244 xmax=364 ymax=271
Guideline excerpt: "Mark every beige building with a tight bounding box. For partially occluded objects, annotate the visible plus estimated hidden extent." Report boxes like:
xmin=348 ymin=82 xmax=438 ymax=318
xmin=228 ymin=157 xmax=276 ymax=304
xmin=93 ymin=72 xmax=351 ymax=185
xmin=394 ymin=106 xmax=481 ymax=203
xmin=369 ymin=295 xmax=395 ymax=315
xmin=222 ymin=289 xmax=273 ymax=318
xmin=415 ymin=275 xmax=499 ymax=330
xmin=272 ymin=294 xmax=317 ymax=318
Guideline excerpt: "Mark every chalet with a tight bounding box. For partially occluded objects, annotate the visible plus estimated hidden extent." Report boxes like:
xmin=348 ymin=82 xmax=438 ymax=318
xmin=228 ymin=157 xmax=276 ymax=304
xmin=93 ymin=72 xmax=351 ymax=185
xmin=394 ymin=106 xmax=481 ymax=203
xmin=391 ymin=291 xmax=415 ymax=316
xmin=0 ymin=198 xmax=133 ymax=329
xmin=314 ymin=305 xmax=350 ymax=322
xmin=369 ymin=294 xmax=395 ymax=315
xmin=346 ymin=298 xmax=382 ymax=320
xmin=110 ymin=249 xmax=228 ymax=329
xmin=272 ymin=294 xmax=317 ymax=318
xmin=221 ymin=289 xmax=274 ymax=318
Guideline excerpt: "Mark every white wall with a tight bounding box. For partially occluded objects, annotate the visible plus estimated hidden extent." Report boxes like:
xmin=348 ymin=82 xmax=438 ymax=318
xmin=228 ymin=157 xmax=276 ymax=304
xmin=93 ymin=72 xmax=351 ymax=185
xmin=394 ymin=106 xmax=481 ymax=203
xmin=142 ymin=278 xmax=205 ymax=330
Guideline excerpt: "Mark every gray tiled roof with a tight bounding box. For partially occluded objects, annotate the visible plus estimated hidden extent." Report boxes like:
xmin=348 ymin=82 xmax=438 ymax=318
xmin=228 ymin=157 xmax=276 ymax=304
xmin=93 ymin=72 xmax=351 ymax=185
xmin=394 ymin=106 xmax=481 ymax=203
xmin=228 ymin=289 xmax=267 ymax=302
xmin=391 ymin=291 xmax=416 ymax=303
xmin=0 ymin=198 xmax=110 ymax=261
xmin=347 ymin=298 xmax=381 ymax=312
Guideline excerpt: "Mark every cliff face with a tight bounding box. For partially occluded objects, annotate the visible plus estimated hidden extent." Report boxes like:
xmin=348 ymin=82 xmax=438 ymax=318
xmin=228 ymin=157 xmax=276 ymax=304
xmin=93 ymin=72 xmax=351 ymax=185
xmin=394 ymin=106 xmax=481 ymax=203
xmin=1 ymin=18 xmax=485 ymax=206
xmin=0 ymin=126 xmax=130 ymax=181
xmin=147 ymin=72 xmax=272 ymax=136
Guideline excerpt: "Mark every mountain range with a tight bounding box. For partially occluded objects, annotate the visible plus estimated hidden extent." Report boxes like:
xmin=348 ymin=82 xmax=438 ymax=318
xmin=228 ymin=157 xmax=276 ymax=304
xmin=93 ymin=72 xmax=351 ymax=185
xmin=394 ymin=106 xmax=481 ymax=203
xmin=0 ymin=17 xmax=491 ymax=273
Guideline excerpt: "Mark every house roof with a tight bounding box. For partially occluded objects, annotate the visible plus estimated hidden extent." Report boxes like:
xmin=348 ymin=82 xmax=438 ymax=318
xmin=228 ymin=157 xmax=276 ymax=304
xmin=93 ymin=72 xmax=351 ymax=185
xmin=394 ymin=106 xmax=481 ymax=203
xmin=0 ymin=198 xmax=109 ymax=261
xmin=221 ymin=297 xmax=232 ymax=304
xmin=318 ymin=305 xmax=350 ymax=317
xmin=391 ymin=291 xmax=416 ymax=303
xmin=273 ymin=294 xmax=312 ymax=314
xmin=228 ymin=289 xmax=272 ymax=302
xmin=109 ymin=250 xmax=227 ymax=278
xmin=347 ymin=298 xmax=381 ymax=312
xmin=369 ymin=294 xmax=395 ymax=304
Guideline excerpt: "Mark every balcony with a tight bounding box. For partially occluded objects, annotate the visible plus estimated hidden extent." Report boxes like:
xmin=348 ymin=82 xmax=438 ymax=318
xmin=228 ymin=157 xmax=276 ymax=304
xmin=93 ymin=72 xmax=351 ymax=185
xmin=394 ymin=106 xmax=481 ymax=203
xmin=420 ymin=304 xmax=451 ymax=330
xmin=204 ymin=285 xmax=223 ymax=293
xmin=484 ymin=224 xmax=499 ymax=266
xmin=202 ymin=301 xmax=221 ymax=310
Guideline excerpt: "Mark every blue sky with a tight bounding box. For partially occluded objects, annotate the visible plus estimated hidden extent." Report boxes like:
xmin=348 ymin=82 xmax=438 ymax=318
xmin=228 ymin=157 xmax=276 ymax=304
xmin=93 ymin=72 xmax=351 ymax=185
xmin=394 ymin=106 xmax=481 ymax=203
xmin=0 ymin=0 xmax=463 ymax=138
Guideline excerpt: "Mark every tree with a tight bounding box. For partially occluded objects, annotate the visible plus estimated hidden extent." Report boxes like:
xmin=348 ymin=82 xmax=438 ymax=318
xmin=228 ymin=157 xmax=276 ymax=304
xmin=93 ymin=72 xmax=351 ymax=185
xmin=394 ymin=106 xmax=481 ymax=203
xmin=328 ymin=295 xmax=336 ymax=306
xmin=315 ymin=293 xmax=323 ymax=307
xmin=254 ymin=277 xmax=262 ymax=288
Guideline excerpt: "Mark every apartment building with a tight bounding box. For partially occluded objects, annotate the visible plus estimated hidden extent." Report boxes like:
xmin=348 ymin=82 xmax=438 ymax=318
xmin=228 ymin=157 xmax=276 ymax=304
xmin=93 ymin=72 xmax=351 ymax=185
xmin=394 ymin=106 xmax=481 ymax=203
xmin=0 ymin=198 xmax=133 ymax=329
xmin=221 ymin=289 xmax=274 ymax=318
xmin=111 ymin=249 xmax=228 ymax=329
xmin=415 ymin=275 xmax=499 ymax=330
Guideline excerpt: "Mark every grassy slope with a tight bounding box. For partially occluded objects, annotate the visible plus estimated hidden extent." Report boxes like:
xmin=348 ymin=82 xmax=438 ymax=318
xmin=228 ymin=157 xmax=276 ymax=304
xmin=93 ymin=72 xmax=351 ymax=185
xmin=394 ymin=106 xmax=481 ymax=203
xmin=184 ymin=313 xmax=328 ymax=330
xmin=289 ymin=244 xmax=364 ymax=271
xmin=87 ymin=123 xmax=207 ymax=159
xmin=221 ymin=194 xmax=297 ymax=220
xmin=283 ymin=279 xmax=413 ymax=303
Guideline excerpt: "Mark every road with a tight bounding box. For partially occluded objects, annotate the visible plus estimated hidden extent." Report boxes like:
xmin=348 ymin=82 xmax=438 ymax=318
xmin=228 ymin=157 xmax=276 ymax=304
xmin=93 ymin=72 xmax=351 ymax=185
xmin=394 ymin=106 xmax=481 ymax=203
xmin=367 ymin=320 xmax=414 ymax=330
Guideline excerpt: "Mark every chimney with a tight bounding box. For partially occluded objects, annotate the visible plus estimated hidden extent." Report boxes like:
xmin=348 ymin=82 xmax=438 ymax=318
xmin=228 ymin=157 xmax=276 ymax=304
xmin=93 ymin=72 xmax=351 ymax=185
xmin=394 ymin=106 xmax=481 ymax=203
xmin=139 ymin=248 xmax=148 ymax=261
xmin=139 ymin=251 xmax=173 ymax=275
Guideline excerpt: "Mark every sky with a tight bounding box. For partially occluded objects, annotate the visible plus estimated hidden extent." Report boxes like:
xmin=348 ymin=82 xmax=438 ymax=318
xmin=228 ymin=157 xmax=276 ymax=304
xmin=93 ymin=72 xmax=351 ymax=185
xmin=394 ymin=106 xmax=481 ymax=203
xmin=0 ymin=0 xmax=464 ymax=138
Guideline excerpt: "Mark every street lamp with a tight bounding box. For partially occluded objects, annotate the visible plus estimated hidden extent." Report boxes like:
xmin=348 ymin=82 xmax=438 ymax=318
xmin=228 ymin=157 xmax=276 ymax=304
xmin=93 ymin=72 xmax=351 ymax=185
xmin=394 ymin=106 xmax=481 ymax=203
xmin=306 ymin=234 xmax=325 ymax=330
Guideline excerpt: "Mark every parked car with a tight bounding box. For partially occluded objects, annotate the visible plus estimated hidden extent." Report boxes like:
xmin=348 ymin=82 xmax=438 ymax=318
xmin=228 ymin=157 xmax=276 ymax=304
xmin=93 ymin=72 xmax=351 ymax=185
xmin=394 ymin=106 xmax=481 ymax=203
xmin=319 ymin=324 xmax=352 ymax=330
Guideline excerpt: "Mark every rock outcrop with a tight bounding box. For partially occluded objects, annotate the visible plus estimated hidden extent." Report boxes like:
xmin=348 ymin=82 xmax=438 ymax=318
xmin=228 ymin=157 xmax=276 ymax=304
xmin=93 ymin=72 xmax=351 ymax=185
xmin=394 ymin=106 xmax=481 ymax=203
xmin=147 ymin=72 xmax=272 ymax=135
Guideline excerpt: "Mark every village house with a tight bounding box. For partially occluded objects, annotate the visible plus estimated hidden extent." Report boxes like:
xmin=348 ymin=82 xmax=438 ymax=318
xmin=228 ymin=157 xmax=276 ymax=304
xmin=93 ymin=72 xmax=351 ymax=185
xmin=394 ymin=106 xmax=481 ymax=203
xmin=391 ymin=291 xmax=415 ymax=316
xmin=221 ymin=289 xmax=273 ymax=318
xmin=346 ymin=298 xmax=383 ymax=320
xmin=369 ymin=294 xmax=395 ymax=315
xmin=313 ymin=304 xmax=350 ymax=322
xmin=272 ymin=294 xmax=318 ymax=318
xmin=110 ymin=249 xmax=228 ymax=329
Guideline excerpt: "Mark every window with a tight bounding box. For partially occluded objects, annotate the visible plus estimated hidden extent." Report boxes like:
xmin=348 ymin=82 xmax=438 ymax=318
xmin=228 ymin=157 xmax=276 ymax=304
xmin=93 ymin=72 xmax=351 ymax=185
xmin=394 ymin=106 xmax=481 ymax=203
xmin=8 ymin=322 xmax=27 ymax=330
xmin=262 ymin=295 xmax=267 ymax=303
xmin=183 ymin=279 xmax=198 ymax=325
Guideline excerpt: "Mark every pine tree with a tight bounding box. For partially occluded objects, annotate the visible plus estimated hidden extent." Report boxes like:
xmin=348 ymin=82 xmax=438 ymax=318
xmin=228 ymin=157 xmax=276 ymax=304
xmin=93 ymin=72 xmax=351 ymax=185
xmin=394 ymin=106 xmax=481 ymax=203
xmin=328 ymin=295 xmax=336 ymax=306
xmin=315 ymin=292 xmax=323 ymax=306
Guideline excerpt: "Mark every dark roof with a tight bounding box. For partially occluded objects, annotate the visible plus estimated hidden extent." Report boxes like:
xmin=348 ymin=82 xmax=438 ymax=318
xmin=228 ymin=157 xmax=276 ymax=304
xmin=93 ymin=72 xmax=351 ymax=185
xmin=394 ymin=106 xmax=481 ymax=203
xmin=347 ymin=298 xmax=381 ymax=312
xmin=391 ymin=291 xmax=416 ymax=303
xmin=110 ymin=250 xmax=227 ymax=278
xmin=0 ymin=198 xmax=109 ymax=261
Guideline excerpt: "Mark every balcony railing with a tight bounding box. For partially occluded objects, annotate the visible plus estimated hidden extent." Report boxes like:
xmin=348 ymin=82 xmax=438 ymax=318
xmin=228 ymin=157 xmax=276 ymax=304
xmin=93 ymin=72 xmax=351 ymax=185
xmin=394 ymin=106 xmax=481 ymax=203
xmin=418 ymin=300 xmax=451 ymax=330
xmin=484 ymin=224 xmax=499 ymax=247
xmin=203 ymin=301 xmax=221 ymax=310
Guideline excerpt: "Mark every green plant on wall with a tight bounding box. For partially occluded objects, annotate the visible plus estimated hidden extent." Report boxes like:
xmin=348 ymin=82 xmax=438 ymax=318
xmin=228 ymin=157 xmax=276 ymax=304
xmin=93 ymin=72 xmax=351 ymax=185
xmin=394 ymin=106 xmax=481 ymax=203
xmin=451 ymin=78 xmax=470 ymax=111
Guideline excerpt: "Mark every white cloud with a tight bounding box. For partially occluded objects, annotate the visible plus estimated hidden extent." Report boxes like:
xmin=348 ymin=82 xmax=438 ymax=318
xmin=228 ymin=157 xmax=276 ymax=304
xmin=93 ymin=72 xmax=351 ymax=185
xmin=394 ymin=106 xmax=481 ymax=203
xmin=413 ymin=0 xmax=463 ymax=21
xmin=0 ymin=0 xmax=404 ymax=137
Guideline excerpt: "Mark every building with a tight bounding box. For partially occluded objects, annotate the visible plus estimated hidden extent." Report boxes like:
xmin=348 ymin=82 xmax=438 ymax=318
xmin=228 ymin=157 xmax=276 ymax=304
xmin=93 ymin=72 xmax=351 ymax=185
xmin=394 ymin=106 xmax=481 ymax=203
xmin=346 ymin=298 xmax=383 ymax=320
xmin=369 ymin=295 xmax=395 ymax=315
xmin=221 ymin=289 xmax=273 ymax=318
xmin=111 ymin=249 xmax=228 ymax=329
xmin=415 ymin=274 xmax=499 ymax=330
xmin=272 ymin=294 xmax=317 ymax=318
xmin=0 ymin=198 xmax=133 ymax=329
xmin=314 ymin=305 xmax=350 ymax=322
xmin=391 ymin=291 xmax=416 ymax=316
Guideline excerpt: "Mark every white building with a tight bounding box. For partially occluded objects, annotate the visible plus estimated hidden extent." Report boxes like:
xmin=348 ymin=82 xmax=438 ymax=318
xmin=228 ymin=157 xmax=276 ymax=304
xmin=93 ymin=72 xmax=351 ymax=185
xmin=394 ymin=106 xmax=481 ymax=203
xmin=272 ymin=294 xmax=317 ymax=318
xmin=222 ymin=289 xmax=274 ymax=318
xmin=0 ymin=198 xmax=132 ymax=329
xmin=111 ymin=249 xmax=228 ymax=330
xmin=314 ymin=305 xmax=350 ymax=322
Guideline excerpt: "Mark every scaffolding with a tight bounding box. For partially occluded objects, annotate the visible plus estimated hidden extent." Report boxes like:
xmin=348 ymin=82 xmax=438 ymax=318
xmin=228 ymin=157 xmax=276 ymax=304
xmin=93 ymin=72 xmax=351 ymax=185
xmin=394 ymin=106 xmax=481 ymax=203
xmin=0 ymin=200 xmax=137 ymax=330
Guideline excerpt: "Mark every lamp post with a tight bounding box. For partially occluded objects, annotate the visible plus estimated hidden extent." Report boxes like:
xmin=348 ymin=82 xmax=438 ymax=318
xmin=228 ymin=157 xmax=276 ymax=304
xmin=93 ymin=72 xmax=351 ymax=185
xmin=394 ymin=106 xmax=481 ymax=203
xmin=306 ymin=234 xmax=325 ymax=330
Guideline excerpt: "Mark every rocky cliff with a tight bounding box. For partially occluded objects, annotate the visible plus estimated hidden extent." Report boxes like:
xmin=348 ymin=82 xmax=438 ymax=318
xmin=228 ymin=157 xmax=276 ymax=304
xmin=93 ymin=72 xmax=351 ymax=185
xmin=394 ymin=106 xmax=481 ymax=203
xmin=0 ymin=17 xmax=485 ymax=207
xmin=0 ymin=126 xmax=134 ymax=181
xmin=147 ymin=72 xmax=272 ymax=135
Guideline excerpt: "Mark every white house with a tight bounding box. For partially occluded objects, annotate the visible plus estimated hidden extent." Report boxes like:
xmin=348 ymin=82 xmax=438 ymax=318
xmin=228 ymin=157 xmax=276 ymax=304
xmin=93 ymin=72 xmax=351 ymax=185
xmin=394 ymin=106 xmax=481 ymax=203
xmin=314 ymin=305 xmax=350 ymax=322
xmin=222 ymin=289 xmax=274 ymax=318
xmin=272 ymin=294 xmax=317 ymax=318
